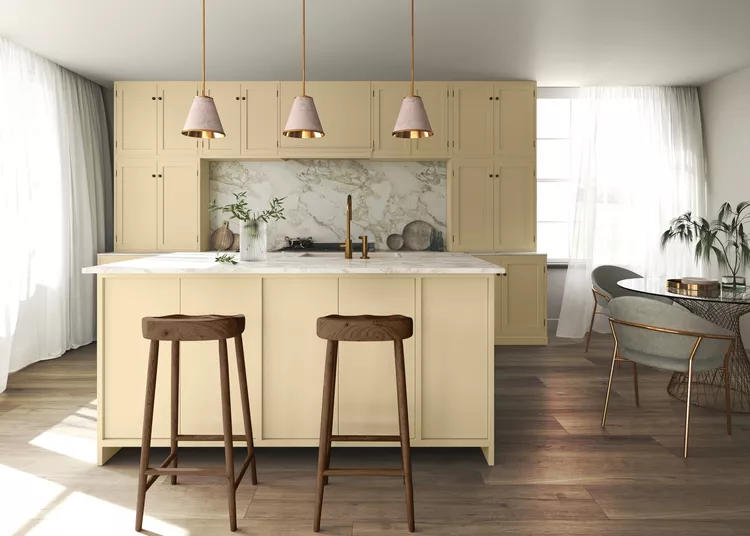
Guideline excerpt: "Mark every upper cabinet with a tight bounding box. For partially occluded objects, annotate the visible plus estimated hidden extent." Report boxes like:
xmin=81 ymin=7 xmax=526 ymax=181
xmin=202 ymin=82 xmax=242 ymax=157
xmin=241 ymin=82 xmax=279 ymax=157
xmin=452 ymin=82 xmax=536 ymax=159
xmin=279 ymin=82 xmax=371 ymax=157
xmin=371 ymin=82 xmax=449 ymax=159
xmin=116 ymin=82 xmax=200 ymax=158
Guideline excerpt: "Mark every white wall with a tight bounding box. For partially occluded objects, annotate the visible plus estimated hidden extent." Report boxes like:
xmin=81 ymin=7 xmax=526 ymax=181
xmin=700 ymin=64 xmax=750 ymax=342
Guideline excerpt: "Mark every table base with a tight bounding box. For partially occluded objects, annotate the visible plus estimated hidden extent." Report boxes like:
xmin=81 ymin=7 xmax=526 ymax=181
xmin=667 ymin=298 xmax=750 ymax=413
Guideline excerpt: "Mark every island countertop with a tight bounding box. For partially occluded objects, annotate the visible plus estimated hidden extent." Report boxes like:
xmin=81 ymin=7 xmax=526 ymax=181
xmin=83 ymin=251 xmax=505 ymax=275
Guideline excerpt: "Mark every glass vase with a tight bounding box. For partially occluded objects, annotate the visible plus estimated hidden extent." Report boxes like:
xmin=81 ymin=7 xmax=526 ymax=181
xmin=239 ymin=219 xmax=267 ymax=261
xmin=721 ymin=274 xmax=746 ymax=288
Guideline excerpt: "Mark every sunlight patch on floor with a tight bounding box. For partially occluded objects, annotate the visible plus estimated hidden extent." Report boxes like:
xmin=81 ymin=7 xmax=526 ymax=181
xmin=0 ymin=465 xmax=65 ymax=535
xmin=29 ymin=406 xmax=97 ymax=464
xmin=26 ymin=491 xmax=189 ymax=536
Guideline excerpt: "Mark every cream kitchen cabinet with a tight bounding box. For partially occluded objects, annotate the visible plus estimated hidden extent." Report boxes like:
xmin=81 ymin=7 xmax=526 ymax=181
xmin=478 ymin=254 xmax=548 ymax=345
xmin=452 ymin=82 xmax=536 ymax=158
xmin=372 ymin=82 xmax=449 ymax=159
xmin=116 ymin=82 xmax=200 ymax=158
xmin=201 ymin=82 xmax=242 ymax=157
xmin=241 ymin=82 xmax=279 ymax=157
xmin=279 ymin=81 xmax=371 ymax=157
xmin=115 ymin=159 xmax=201 ymax=252
xmin=450 ymin=159 xmax=536 ymax=252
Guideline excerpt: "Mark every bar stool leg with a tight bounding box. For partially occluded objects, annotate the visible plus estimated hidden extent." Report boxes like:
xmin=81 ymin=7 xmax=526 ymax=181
xmin=135 ymin=340 xmax=160 ymax=532
xmin=314 ymin=340 xmax=338 ymax=532
xmin=234 ymin=335 xmax=258 ymax=485
xmin=323 ymin=341 xmax=338 ymax=486
xmin=394 ymin=339 xmax=415 ymax=533
xmin=218 ymin=339 xmax=237 ymax=532
xmin=170 ymin=341 xmax=180 ymax=485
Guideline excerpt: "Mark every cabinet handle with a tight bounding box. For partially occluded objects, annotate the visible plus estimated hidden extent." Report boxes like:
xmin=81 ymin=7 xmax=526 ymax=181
xmin=242 ymin=96 xmax=246 ymax=100
xmin=158 ymin=97 xmax=162 ymax=100
xmin=488 ymin=97 xmax=492 ymax=101
xmin=495 ymin=174 xmax=499 ymax=178
xmin=158 ymin=174 xmax=162 ymax=178
xmin=488 ymin=174 xmax=492 ymax=178
xmin=236 ymin=97 xmax=240 ymax=100
xmin=151 ymin=174 xmax=156 ymax=177
xmin=495 ymin=96 xmax=499 ymax=100
xmin=151 ymin=97 xmax=156 ymax=100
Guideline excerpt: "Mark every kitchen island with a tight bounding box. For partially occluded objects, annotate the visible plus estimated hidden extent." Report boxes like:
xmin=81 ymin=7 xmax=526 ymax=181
xmin=84 ymin=252 xmax=502 ymax=466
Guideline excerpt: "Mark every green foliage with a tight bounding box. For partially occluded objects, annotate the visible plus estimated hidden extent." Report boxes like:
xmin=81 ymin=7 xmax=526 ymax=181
xmin=661 ymin=202 xmax=750 ymax=277
xmin=209 ymin=192 xmax=286 ymax=223
xmin=214 ymin=253 xmax=238 ymax=265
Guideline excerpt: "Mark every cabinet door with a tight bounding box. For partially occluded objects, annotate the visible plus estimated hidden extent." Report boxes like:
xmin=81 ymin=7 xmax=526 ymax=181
xmin=202 ymin=82 xmax=242 ymax=157
xmin=116 ymin=82 xmax=157 ymax=157
xmin=413 ymin=82 xmax=449 ymax=158
xmin=241 ymin=82 xmax=279 ymax=156
xmin=499 ymin=255 xmax=547 ymax=341
xmin=495 ymin=83 xmax=536 ymax=158
xmin=493 ymin=161 xmax=536 ymax=251
xmin=372 ymin=82 xmax=412 ymax=158
xmin=116 ymin=160 xmax=157 ymax=251
xmin=262 ymin=278 xmax=339 ymax=439
xmin=103 ymin=278 xmax=179 ymax=439
xmin=422 ymin=277 xmax=490 ymax=439
xmin=279 ymin=82 xmax=371 ymax=154
xmin=450 ymin=159 xmax=495 ymax=251
xmin=451 ymin=83 xmax=494 ymax=157
xmin=157 ymin=161 xmax=199 ymax=251
xmin=179 ymin=278 xmax=262 ymax=437
xmin=338 ymin=279 xmax=416 ymax=437
xmin=158 ymin=82 xmax=200 ymax=157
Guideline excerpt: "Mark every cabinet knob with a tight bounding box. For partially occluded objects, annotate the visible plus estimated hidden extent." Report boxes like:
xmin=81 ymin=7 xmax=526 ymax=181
xmin=151 ymin=97 xmax=156 ymax=100
xmin=158 ymin=174 xmax=162 ymax=178
xmin=158 ymin=97 xmax=162 ymax=100
xmin=488 ymin=174 xmax=492 ymax=178
xmin=495 ymin=174 xmax=499 ymax=178
xmin=495 ymin=96 xmax=499 ymax=100
xmin=242 ymin=97 xmax=246 ymax=100
xmin=151 ymin=174 xmax=156 ymax=177
xmin=488 ymin=97 xmax=492 ymax=101
xmin=236 ymin=97 xmax=240 ymax=100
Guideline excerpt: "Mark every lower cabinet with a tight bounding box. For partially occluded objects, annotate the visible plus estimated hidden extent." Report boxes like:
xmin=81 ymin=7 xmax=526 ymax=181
xmin=478 ymin=254 xmax=548 ymax=345
xmin=116 ymin=159 xmax=201 ymax=252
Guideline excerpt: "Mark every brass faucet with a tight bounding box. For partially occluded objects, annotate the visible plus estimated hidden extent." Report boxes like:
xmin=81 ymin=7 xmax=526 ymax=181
xmin=341 ymin=194 xmax=353 ymax=259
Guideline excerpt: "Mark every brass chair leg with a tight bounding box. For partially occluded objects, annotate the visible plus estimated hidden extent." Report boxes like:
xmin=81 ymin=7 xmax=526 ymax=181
xmin=585 ymin=302 xmax=597 ymax=353
xmin=683 ymin=358 xmax=695 ymax=458
xmin=632 ymin=361 xmax=640 ymax=408
xmin=601 ymin=341 xmax=618 ymax=427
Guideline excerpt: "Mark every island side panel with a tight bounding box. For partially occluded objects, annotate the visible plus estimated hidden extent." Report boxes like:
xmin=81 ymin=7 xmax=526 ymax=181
xmin=421 ymin=277 xmax=491 ymax=446
xmin=337 ymin=278 xmax=417 ymax=438
xmin=179 ymin=277 xmax=263 ymax=438
xmin=102 ymin=277 xmax=180 ymax=441
xmin=262 ymin=277 xmax=339 ymax=440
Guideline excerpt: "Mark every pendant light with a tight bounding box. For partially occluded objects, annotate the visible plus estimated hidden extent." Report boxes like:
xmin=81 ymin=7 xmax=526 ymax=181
xmin=392 ymin=0 xmax=433 ymax=138
xmin=283 ymin=0 xmax=324 ymax=138
xmin=182 ymin=0 xmax=225 ymax=138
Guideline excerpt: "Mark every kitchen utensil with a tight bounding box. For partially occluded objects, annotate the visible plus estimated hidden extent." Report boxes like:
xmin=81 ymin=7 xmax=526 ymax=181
xmin=212 ymin=222 xmax=233 ymax=251
xmin=386 ymin=234 xmax=404 ymax=251
xmin=402 ymin=220 xmax=434 ymax=251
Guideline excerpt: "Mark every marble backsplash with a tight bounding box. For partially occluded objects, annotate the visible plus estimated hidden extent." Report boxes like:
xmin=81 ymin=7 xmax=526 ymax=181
xmin=209 ymin=160 xmax=446 ymax=250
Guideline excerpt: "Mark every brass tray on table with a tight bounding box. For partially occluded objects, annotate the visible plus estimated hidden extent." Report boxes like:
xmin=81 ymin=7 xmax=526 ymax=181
xmin=666 ymin=278 xmax=721 ymax=298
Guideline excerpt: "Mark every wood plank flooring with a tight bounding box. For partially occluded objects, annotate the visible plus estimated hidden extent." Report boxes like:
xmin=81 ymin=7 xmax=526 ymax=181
xmin=2 ymin=334 xmax=750 ymax=534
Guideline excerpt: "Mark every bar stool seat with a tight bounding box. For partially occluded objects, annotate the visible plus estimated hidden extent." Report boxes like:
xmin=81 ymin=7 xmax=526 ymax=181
xmin=135 ymin=314 xmax=257 ymax=533
xmin=314 ymin=314 xmax=415 ymax=533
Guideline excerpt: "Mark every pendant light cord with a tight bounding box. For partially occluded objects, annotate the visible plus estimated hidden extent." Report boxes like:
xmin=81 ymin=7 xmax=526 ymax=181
xmin=201 ymin=0 xmax=206 ymax=96
xmin=302 ymin=0 xmax=307 ymax=96
xmin=410 ymin=0 xmax=415 ymax=97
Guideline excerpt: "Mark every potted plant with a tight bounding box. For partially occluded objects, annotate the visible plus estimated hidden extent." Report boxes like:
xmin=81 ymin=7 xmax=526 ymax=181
xmin=210 ymin=192 xmax=286 ymax=261
xmin=661 ymin=202 xmax=750 ymax=287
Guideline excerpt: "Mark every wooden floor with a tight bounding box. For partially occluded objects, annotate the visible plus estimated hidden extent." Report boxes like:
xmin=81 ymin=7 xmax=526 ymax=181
xmin=3 ymin=334 xmax=750 ymax=535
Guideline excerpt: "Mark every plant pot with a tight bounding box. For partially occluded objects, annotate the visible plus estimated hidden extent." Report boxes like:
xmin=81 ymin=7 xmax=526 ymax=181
xmin=239 ymin=219 xmax=267 ymax=262
xmin=721 ymin=275 xmax=746 ymax=288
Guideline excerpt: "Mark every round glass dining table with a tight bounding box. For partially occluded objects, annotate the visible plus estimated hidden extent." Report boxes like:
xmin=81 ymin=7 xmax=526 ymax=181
xmin=618 ymin=278 xmax=750 ymax=413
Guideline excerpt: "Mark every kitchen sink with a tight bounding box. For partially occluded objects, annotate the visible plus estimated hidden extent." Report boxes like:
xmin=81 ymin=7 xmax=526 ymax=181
xmin=297 ymin=252 xmax=403 ymax=259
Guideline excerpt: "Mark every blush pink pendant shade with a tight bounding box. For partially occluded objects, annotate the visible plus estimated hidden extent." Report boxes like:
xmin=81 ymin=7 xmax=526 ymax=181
xmin=283 ymin=0 xmax=325 ymax=138
xmin=181 ymin=0 xmax=225 ymax=139
xmin=393 ymin=0 xmax=433 ymax=139
xmin=182 ymin=95 xmax=225 ymax=138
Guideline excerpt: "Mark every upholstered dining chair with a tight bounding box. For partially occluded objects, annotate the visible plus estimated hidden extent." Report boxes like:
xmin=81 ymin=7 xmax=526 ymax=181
xmin=585 ymin=265 xmax=643 ymax=352
xmin=602 ymin=296 xmax=735 ymax=457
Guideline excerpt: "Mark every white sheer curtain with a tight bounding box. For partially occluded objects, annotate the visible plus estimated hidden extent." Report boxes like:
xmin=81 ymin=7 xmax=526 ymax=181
xmin=557 ymin=87 xmax=707 ymax=339
xmin=0 ymin=38 xmax=109 ymax=392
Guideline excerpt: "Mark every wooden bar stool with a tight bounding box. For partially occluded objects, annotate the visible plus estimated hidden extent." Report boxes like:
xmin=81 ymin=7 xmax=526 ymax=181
xmin=314 ymin=314 xmax=415 ymax=533
xmin=135 ymin=314 xmax=257 ymax=533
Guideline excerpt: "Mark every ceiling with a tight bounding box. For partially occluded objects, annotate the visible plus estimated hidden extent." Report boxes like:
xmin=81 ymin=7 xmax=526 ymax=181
xmin=2 ymin=0 xmax=750 ymax=88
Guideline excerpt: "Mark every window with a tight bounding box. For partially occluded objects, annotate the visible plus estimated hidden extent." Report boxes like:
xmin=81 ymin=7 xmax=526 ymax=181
xmin=536 ymin=88 xmax=579 ymax=263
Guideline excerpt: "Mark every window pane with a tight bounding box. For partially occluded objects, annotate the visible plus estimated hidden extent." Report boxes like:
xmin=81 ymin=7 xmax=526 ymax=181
xmin=537 ymin=99 xmax=571 ymax=139
xmin=538 ymin=181 xmax=574 ymax=222
xmin=537 ymin=139 xmax=570 ymax=179
xmin=537 ymin=222 xmax=570 ymax=261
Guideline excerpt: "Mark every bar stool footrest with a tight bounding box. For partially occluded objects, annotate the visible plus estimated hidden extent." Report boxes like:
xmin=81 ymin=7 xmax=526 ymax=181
xmin=176 ymin=434 xmax=253 ymax=442
xmin=323 ymin=468 xmax=405 ymax=477
xmin=330 ymin=434 xmax=400 ymax=442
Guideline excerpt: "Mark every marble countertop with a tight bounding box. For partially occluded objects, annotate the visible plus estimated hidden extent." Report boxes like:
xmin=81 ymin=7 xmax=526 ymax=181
xmin=83 ymin=251 xmax=504 ymax=275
